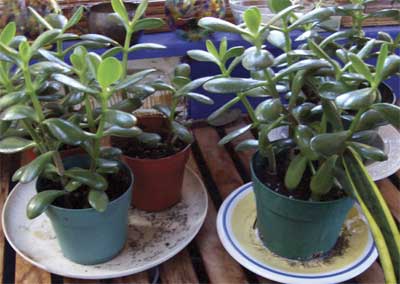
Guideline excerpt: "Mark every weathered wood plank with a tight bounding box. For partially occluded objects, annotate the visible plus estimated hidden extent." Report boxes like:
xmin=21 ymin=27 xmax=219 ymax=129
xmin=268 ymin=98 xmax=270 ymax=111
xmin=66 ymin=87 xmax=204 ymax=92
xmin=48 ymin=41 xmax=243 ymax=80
xmin=376 ymin=179 xmax=400 ymax=222
xmin=188 ymin=153 xmax=250 ymax=284
xmin=160 ymin=249 xmax=198 ymax=284
xmin=64 ymin=277 xmax=99 ymax=283
xmin=354 ymin=262 xmax=384 ymax=284
xmin=15 ymin=255 xmax=51 ymax=284
xmin=109 ymin=271 xmax=149 ymax=284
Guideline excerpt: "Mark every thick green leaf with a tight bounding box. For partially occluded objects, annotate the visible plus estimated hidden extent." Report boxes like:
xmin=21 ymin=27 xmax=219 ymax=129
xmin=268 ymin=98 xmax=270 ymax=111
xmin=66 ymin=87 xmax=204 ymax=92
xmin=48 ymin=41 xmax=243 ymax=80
xmin=267 ymin=30 xmax=286 ymax=50
xmin=104 ymin=109 xmax=136 ymax=128
xmin=348 ymin=53 xmax=373 ymax=83
xmin=266 ymin=4 xmax=300 ymax=26
xmin=0 ymin=121 xmax=11 ymax=136
xmin=63 ymin=6 xmax=84 ymax=31
xmin=175 ymin=63 xmax=191 ymax=78
xmin=186 ymin=92 xmax=214 ymax=105
xmin=171 ymin=121 xmax=193 ymax=144
xmin=114 ymin=69 xmax=156 ymax=91
xmin=111 ymin=0 xmax=130 ymax=25
xmin=97 ymin=57 xmax=122 ymax=89
xmin=65 ymin=180 xmax=82 ymax=192
xmin=310 ymin=155 xmax=337 ymax=198
xmin=96 ymin=158 xmax=119 ymax=174
xmin=28 ymin=7 xmax=53 ymax=30
xmin=103 ymin=126 xmax=142 ymax=137
xmin=0 ymin=22 xmax=16 ymax=45
xmin=88 ymin=189 xmax=109 ymax=212
xmin=357 ymin=109 xmax=386 ymax=131
xmin=267 ymin=0 xmax=291 ymax=13
xmin=255 ymin=99 xmax=282 ymax=123
xmin=111 ymin=98 xmax=142 ymax=112
xmin=0 ymin=137 xmax=36 ymax=154
xmin=275 ymin=59 xmax=331 ymax=81
xmin=52 ymin=73 xmax=98 ymax=94
xmin=322 ymin=99 xmax=343 ymax=131
xmin=243 ymin=7 xmax=261 ymax=34
xmin=198 ymin=17 xmax=246 ymax=34
xmin=27 ymin=190 xmax=65 ymax=219
xmin=206 ymin=39 xmax=219 ymax=58
xmin=128 ymin=43 xmax=166 ymax=53
xmin=44 ymin=118 xmax=86 ymax=145
xmin=0 ymin=41 xmax=19 ymax=60
xmin=0 ymin=105 xmax=38 ymax=122
xmin=284 ymin=154 xmax=308 ymax=190
xmin=133 ymin=18 xmax=165 ymax=32
xmin=101 ymin=47 xmax=123 ymax=58
xmin=31 ymin=61 xmax=70 ymax=74
xmin=80 ymin=34 xmax=118 ymax=46
xmin=45 ymin=14 xmax=67 ymax=29
xmin=207 ymin=97 xmax=241 ymax=123
xmin=100 ymin=146 xmax=122 ymax=159
xmin=218 ymin=124 xmax=252 ymax=145
xmin=0 ymin=91 xmax=27 ymax=112
xmin=352 ymin=130 xmax=383 ymax=148
xmin=371 ymin=103 xmax=400 ymax=128
xmin=289 ymin=7 xmax=336 ymax=30
xmin=177 ymin=76 xmax=212 ymax=95
xmin=132 ymin=0 xmax=148 ymax=23
xmin=86 ymin=52 xmax=101 ymax=78
xmin=235 ymin=139 xmax=258 ymax=152
xmin=242 ymin=48 xmax=274 ymax=71
xmin=20 ymin=151 xmax=54 ymax=183
xmin=172 ymin=76 xmax=191 ymax=89
xmin=18 ymin=41 xmax=31 ymax=61
xmin=187 ymin=50 xmax=219 ymax=65
xmin=222 ymin=46 xmax=245 ymax=62
xmin=295 ymin=125 xmax=318 ymax=160
xmin=136 ymin=132 xmax=162 ymax=146
xmin=342 ymin=149 xmax=400 ymax=282
xmin=153 ymin=104 xmax=171 ymax=117
xmin=319 ymin=81 xmax=351 ymax=100
xmin=31 ymin=29 xmax=60 ymax=51
xmin=335 ymin=88 xmax=375 ymax=110
xmin=375 ymin=44 xmax=389 ymax=84
xmin=204 ymin=78 xmax=263 ymax=94
xmin=65 ymin=168 xmax=108 ymax=191
xmin=380 ymin=55 xmax=400 ymax=81
xmin=310 ymin=131 xmax=350 ymax=156
xmin=349 ymin=142 xmax=387 ymax=162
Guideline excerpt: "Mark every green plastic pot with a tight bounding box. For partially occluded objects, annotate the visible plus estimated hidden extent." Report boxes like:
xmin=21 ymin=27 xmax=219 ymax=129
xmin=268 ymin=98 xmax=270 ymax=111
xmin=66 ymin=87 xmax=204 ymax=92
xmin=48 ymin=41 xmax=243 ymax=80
xmin=251 ymin=152 xmax=354 ymax=260
xmin=36 ymin=155 xmax=133 ymax=265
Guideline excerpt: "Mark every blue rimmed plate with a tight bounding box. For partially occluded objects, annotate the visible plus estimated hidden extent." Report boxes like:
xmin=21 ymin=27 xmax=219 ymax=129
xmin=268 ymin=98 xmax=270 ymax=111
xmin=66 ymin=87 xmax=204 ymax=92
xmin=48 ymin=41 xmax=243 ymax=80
xmin=216 ymin=183 xmax=378 ymax=284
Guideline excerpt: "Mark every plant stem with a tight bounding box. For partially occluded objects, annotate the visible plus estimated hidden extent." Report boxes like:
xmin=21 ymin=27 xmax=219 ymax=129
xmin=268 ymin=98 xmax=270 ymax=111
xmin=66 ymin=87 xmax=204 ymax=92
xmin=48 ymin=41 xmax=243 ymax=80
xmin=239 ymin=93 xmax=258 ymax=123
xmin=122 ymin=30 xmax=133 ymax=80
xmin=91 ymin=95 xmax=108 ymax=171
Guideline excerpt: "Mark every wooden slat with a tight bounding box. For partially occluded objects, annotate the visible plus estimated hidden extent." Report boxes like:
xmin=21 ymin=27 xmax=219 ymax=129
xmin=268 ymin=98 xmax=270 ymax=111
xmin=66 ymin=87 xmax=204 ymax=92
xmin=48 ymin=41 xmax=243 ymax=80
xmin=64 ymin=278 xmax=99 ymax=283
xmin=354 ymin=262 xmax=385 ymax=284
xmin=15 ymin=256 xmax=51 ymax=284
xmin=160 ymin=250 xmax=198 ymax=284
xmin=188 ymin=153 xmax=250 ymax=284
xmin=376 ymin=179 xmax=400 ymax=222
xmin=194 ymin=126 xmax=277 ymax=284
xmin=109 ymin=272 xmax=150 ymax=284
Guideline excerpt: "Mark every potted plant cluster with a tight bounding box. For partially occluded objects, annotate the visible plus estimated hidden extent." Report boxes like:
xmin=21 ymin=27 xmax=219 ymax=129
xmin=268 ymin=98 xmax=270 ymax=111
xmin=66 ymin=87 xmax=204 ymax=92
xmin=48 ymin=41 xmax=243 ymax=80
xmin=188 ymin=1 xmax=400 ymax=282
xmin=0 ymin=0 xmax=178 ymax=265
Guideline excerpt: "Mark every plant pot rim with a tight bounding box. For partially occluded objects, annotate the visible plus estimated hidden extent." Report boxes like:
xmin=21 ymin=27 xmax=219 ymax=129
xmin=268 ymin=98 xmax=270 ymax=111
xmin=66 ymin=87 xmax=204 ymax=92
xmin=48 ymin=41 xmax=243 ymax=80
xmin=36 ymin=154 xmax=134 ymax=213
xmin=251 ymin=151 xmax=352 ymax=206
xmin=378 ymin=82 xmax=395 ymax=104
xmin=122 ymin=142 xmax=192 ymax=163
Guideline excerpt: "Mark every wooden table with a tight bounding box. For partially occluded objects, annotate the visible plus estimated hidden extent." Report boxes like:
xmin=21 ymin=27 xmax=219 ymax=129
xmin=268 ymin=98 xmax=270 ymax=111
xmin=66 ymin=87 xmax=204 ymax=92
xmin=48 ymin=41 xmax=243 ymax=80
xmin=0 ymin=118 xmax=399 ymax=284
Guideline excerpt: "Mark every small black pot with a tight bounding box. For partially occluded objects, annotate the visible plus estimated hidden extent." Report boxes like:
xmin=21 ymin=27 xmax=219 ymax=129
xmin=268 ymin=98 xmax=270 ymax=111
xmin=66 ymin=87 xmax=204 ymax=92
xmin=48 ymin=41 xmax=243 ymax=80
xmin=87 ymin=2 xmax=142 ymax=45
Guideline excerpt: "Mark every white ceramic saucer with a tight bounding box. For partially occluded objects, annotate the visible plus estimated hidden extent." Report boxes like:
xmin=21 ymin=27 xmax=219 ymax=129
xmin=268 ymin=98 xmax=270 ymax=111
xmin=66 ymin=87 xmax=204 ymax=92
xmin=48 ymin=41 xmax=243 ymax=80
xmin=2 ymin=167 xmax=208 ymax=279
xmin=216 ymin=183 xmax=378 ymax=284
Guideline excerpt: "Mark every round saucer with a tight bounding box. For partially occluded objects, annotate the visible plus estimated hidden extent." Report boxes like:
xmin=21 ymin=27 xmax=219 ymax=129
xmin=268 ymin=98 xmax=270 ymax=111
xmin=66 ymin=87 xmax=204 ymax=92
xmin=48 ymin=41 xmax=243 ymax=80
xmin=2 ymin=167 xmax=208 ymax=279
xmin=216 ymin=183 xmax=377 ymax=284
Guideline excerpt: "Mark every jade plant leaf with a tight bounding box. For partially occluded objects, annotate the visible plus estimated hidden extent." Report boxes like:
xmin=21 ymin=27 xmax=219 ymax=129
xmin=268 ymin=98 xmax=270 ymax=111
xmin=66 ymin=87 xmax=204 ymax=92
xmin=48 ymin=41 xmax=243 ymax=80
xmin=171 ymin=121 xmax=193 ymax=144
xmin=255 ymin=98 xmax=282 ymax=123
xmin=207 ymin=97 xmax=241 ymax=123
xmin=380 ymin=55 xmax=400 ymax=82
xmin=80 ymin=34 xmax=118 ymax=46
xmin=218 ymin=124 xmax=252 ymax=145
xmin=357 ymin=109 xmax=386 ymax=131
xmin=97 ymin=57 xmax=123 ymax=89
xmin=204 ymin=78 xmax=263 ymax=94
xmin=322 ymin=99 xmax=343 ymax=131
xmin=348 ymin=53 xmax=373 ymax=83
xmin=20 ymin=151 xmax=55 ymax=183
xmin=0 ymin=91 xmax=27 ymax=112
xmin=335 ymin=88 xmax=375 ymax=110
xmin=63 ymin=6 xmax=84 ymax=32
xmin=275 ymin=59 xmax=331 ymax=81
xmin=222 ymin=46 xmax=245 ymax=62
xmin=243 ymin=7 xmax=261 ymax=34
xmin=187 ymin=50 xmax=219 ymax=65
xmin=0 ymin=22 xmax=16 ymax=45
xmin=103 ymin=126 xmax=142 ymax=137
xmin=0 ymin=121 xmax=11 ymax=136
xmin=284 ymin=154 xmax=308 ymax=190
xmin=153 ymin=104 xmax=172 ymax=118
xmin=104 ymin=109 xmax=137 ymax=128
xmin=0 ymin=105 xmax=38 ymax=122
xmin=349 ymin=142 xmax=387 ymax=162
xmin=310 ymin=155 xmax=337 ymax=199
xmin=44 ymin=118 xmax=87 ymax=145
xmin=267 ymin=0 xmax=291 ymax=13
xmin=132 ymin=0 xmax=148 ymax=23
xmin=0 ymin=137 xmax=36 ymax=154
xmin=289 ymin=7 xmax=336 ymax=30
xmin=371 ymin=103 xmax=400 ymax=129
xmin=235 ymin=139 xmax=259 ymax=151
xmin=133 ymin=18 xmax=165 ymax=32
xmin=111 ymin=98 xmax=142 ymax=112
xmin=128 ymin=43 xmax=166 ymax=53
xmin=175 ymin=63 xmax=191 ymax=78
xmin=172 ymin=76 xmax=191 ymax=89
xmin=198 ymin=17 xmax=246 ymax=34
xmin=102 ymin=47 xmax=123 ymax=58
xmin=136 ymin=132 xmax=162 ymax=146
xmin=186 ymin=92 xmax=214 ymax=105
xmin=26 ymin=190 xmax=66 ymax=219
xmin=114 ymin=69 xmax=156 ymax=91
xmin=295 ymin=125 xmax=319 ymax=160
xmin=45 ymin=14 xmax=67 ymax=29
xmin=242 ymin=48 xmax=274 ymax=71
xmin=111 ymin=0 xmax=130 ymax=25
xmin=31 ymin=29 xmax=60 ymax=52
xmin=177 ymin=76 xmax=213 ymax=95
xmin=65 ymin=180 xmax=82 ymax=192
xmin=310 ymin=131 xmax=350 ymax=156
xmin=267 ymin=30 xmax=286 ymax=50
xmin=96 ymin=158 xmax=119 ymax=174
xmin=100 ymin=147 xmax=123 ymax=159
xmin=52 ymin=73 xmax=98 ymax=94
xmin=88 ymin=189 xmax=109 ymax=212
xmin=65 ymin=168 xmax=108 ymax=191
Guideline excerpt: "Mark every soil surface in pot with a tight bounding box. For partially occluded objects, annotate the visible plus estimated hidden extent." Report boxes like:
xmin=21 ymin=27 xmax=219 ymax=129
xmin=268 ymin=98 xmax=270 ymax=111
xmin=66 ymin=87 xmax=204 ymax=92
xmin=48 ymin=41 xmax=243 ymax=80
xmin=112 ymin=135 xmax=187 ymax=160
xmin=255 ymin=153 xmax=346 ymax=201
xmin=39 ymin=168 xmax=130 ymax=209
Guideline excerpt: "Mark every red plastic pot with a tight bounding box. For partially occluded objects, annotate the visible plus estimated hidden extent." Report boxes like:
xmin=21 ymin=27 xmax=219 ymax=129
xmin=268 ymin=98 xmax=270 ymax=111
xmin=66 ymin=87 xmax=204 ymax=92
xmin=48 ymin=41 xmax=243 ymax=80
xmin=117 ymin=115 xmax=191 ymax=212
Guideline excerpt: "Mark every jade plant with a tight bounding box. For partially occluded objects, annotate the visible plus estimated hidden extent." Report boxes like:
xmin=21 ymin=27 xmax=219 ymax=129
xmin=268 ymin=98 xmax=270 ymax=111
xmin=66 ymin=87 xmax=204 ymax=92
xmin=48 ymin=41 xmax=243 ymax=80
xmin=190 ymin=4 xmax=400 ymax=283
xmin=0 ymin=7 xmax=165 ymax=217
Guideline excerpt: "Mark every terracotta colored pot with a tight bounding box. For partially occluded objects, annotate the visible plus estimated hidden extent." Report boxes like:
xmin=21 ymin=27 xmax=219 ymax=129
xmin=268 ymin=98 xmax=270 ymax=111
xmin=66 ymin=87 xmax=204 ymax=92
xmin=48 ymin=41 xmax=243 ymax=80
xmin=116 ymin=115 xmax=191 ymax=211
